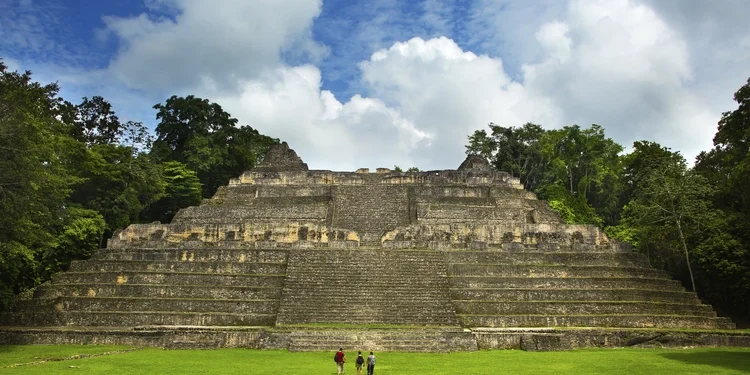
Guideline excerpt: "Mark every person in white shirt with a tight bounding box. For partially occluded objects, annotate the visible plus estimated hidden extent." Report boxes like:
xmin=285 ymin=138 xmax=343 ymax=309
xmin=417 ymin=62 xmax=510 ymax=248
xmin=366 ymin=352 xmax=376 ymax=375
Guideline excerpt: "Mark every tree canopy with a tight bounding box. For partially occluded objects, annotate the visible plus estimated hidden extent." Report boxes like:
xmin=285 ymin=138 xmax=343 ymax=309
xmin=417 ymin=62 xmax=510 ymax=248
xmin=0 ymin=62 xmax=277 ymax=309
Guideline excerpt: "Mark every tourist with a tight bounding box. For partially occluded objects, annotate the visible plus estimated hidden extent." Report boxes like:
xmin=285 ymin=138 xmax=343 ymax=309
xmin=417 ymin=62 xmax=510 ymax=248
xmin=355 ymin=351 xmax=365 ymax=375
xmin=335 ymin=348 xmax=346 ymax=375
xmin=366 ymin=351 xmax=376 ymax=375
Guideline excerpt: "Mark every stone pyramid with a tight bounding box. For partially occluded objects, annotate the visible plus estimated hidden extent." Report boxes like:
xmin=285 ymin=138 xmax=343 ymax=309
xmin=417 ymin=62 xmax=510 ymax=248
xmin=0 ymin=142 xmax=739 ymax=351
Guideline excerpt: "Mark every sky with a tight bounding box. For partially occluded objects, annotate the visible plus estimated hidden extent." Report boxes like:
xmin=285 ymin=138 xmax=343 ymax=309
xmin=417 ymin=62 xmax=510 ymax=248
xmin=1 ymin=0 xmax=749 ymax=171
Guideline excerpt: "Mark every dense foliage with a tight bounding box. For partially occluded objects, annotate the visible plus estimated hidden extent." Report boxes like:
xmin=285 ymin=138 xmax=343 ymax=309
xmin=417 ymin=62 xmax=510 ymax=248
xmin=467 ymin=78 xmax=750 ymax=321
xmin=0 ymin=62 xmax=277 ymax=309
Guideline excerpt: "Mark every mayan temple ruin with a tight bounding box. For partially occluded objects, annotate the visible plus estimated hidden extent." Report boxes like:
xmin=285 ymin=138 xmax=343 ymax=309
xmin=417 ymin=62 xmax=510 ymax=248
xmin=1 ymin=142 xmax=747 ymax=351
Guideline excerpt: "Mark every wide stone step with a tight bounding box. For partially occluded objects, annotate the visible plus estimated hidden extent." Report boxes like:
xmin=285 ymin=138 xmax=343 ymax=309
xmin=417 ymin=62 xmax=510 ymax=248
xmin=281 ymin=298 xmax=456 ymax=308
xmin=0 ymin=311 xmax=62 ymax=326
xmin=35 ymin=284 xmax=282 ymax=300
xmin=280 ymin=295 xmax=456 ymax=305
xmin=277 ymin=311 xmax=459 ymax=325
xmin=285 ymin=270 xmax=445 ymax=278
xmin=448 ymin=276 xmax=684 ymax=290
xmin=288 ymin=343 xmax=449 ymax=352
xmin=93 ymin=248 xmax=288 ymax=263
xmin=278 ymin=248 xmax=457 ymax=326
xmin=287 ymin=336 xmax=473 ymax=352
xmin=447 ymin=265 xmax=668 ymax=279
xmin=458 ymin=315 xmax=736 ymax=329
xmin=442 ymin=251 xmax=650 ymax=267
xmin=452 ymin=301 xmax=715 ymax=316
xmin=172 ymin=203 xmax=329 ymax=223
xmin=58 ymin=297 xmax=279 ymax=314
xmin=287 ymin=328 xmax=465 ymax=339
xmin=289 ymin=251 xmax=446 ymax=263
xmin=59 ymin=311 xmax=276 ymax=326
xmin=282 ymin=279 xmax=447 ymax=288
xmin=286 ymin=263 xmax=443 ymax=272
xmin=70 ymin=260 xmax=287 ymax=274
xmin=52 ymin=271 xmax=286 ymax=287
xmin=285 ymin=267 xmax=447 ymax=275
xmin=450 ymin=288 xmax=700 ymax=303
xmin=280 ymin=290 xmax=450 ymax=300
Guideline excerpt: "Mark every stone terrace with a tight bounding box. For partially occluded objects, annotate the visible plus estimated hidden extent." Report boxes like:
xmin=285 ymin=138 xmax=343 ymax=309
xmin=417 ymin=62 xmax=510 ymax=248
xmin=0 ymin=142 xmax=742 ymax=351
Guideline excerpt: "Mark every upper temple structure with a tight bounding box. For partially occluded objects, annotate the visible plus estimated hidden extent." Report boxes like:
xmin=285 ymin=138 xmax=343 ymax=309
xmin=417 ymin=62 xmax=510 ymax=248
xmin=1 ymin=142 xmax=744 ymax=351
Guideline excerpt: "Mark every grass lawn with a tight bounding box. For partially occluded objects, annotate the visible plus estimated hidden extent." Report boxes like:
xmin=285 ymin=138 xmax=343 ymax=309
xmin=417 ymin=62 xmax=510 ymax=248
xmin=1 ymin=346 xmax=749 ymax=374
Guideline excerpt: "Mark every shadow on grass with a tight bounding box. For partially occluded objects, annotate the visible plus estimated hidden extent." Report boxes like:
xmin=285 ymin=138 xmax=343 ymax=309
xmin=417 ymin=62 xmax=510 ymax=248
xmin=660 ymin=351 xmax=750 ymax=372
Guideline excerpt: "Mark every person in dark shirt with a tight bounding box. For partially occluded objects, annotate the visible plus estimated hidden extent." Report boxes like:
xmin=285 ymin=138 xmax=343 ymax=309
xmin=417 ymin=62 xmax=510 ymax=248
xmin=355 ymin=351 xmax=365 ymax=375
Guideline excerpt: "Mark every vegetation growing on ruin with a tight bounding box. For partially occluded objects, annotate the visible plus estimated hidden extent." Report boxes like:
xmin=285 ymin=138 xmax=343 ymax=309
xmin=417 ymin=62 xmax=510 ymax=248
xmin=0 ymin=61 xmax=277 ymax=310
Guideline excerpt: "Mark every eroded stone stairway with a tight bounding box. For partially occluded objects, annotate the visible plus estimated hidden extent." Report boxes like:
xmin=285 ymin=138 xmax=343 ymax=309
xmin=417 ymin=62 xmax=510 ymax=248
xmin=444 ymin=247 xmax=733 ymax=329
xmin=5 ymin=247 xmax=289 ymax=328
xmin=0 ymin=142 xmax=743 ymax=351
xmin=277 ymin=249 xmax=458 ymax=326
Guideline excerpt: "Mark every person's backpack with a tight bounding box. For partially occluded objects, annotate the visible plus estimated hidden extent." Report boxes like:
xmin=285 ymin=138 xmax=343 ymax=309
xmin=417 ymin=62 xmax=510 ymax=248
xmin=356 ymin=356 xmax=364 ymax=365
xmin=334 ymin=352 xmax=343 ymax=363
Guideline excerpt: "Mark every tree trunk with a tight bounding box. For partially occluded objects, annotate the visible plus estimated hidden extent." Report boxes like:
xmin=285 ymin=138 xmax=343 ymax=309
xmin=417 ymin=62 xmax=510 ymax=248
xmin=569 ymin=168 xmax=573 ymax=194
xmin=675 ymin=219 xmax=696 ymax=292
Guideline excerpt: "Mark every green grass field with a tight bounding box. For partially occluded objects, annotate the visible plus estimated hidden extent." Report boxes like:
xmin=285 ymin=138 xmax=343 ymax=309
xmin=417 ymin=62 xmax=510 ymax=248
xmin=1 ymin=346 xmax=749 ymax=374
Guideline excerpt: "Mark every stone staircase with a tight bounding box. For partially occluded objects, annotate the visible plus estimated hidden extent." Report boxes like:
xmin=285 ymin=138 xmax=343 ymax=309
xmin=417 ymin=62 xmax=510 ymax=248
xmin=0 ymin=144 xmax=742 ymax=350
xmin=276 ymin=249 xmax=460 ymax=326
xmin=333 ymin=184 xmax=410 ymax=243
xmin=444 ymin=247 xmax=735 ymax=329
xmin=3 ymin=247 xmax=289 ymax=328
xmin=285 ymin=328 xmax=477 ymax=352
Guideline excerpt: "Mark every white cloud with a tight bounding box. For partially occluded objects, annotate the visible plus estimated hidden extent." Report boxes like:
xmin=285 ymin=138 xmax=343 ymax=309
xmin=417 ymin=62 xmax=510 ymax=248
xmin=12 ymin=0 xmax=741 ymax=171
xmin=100 ymin=0 xmax=736 ymax=169
xmin=466 ymin=0 xmax=568 ymax=73
xmin=640 ymin=0 xmax=750 ymax=114
xmin=520 ymin=0 xmax=716 ymax=161
xmin=535 ymin=22 xmax=571 ymax=63
xmin=359 ymin=37 xmax=557 ymax=168
xmin=103 ymin=0 xmax=326 ymax=92
xmin=214 ymin=65 xmax=430 ymax=171
xmin=466 ymin=0 xmax=750 ymax=162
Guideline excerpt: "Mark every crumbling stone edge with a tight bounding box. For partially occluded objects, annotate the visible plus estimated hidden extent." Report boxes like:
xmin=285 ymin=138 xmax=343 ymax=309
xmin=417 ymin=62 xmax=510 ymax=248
xmin=1 ymin=327 xmax=749 ymax=351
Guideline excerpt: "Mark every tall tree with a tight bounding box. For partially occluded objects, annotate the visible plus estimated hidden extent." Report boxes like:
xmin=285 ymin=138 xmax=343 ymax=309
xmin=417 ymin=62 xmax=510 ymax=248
xmin=538 ymin=125 xmax=622 ymax=225
xmin=622 ymin=147 xmax=716 ymax=292
xmin=67 ymin=144 xmax=164 ymax=243
xmin=0 ymin=62 xmax=79 ymax=306
xmin=151 ymin=95 xmax=278 ymax=197
xmin=60 ymin=96 xmax=121 ymax=146
xmin=467 ymin=123 xmax=545 ymax=191
xmin=696 ymin=77 xmax=750 ymax=241
xmin=467 ymin=123 xmax=622 ymax=225
xmin=693 ymin=76 xmax=750 ymax=316
xmin=141 ymin=161 xmax=203 ymax=223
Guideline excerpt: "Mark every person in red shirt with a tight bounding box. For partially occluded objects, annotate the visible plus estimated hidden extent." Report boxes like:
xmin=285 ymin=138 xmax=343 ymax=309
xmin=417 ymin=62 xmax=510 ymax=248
xmin=335 ymin=348 xmax=346 ymax=374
